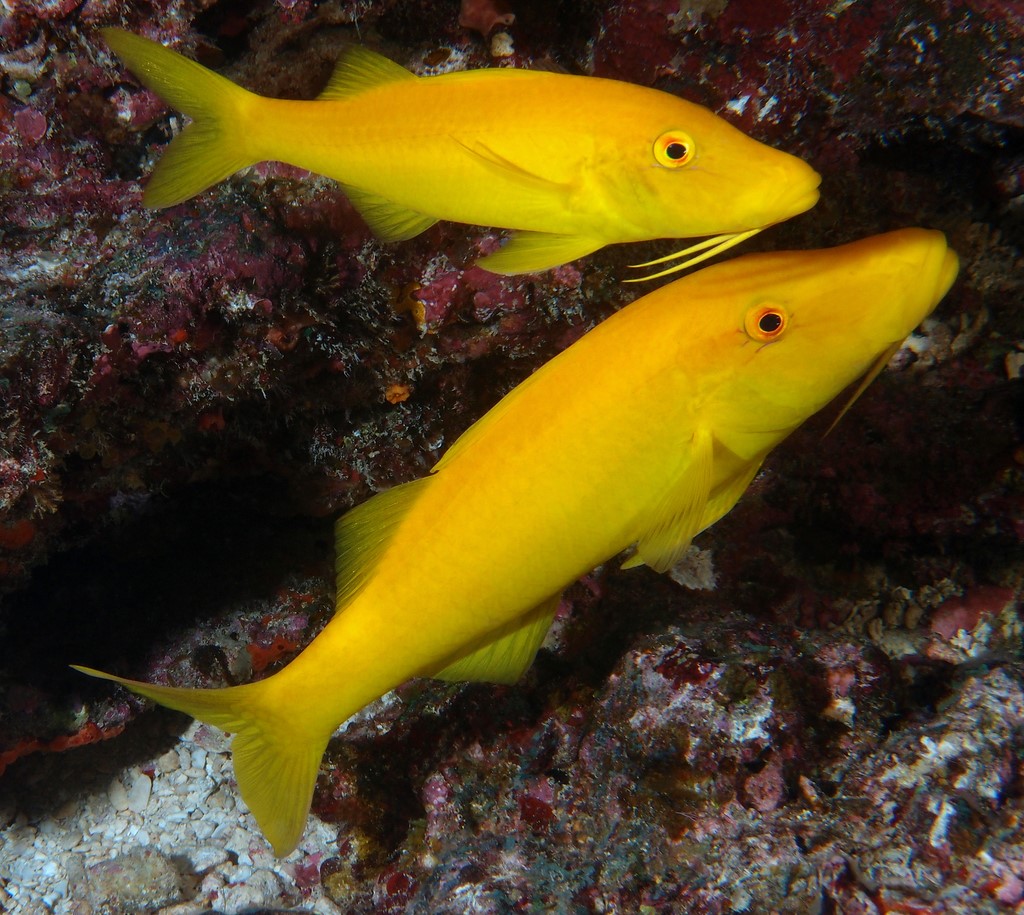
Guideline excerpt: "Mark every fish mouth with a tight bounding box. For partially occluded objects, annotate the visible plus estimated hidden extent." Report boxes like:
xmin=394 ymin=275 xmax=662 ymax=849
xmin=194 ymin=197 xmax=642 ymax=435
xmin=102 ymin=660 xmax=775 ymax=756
xmin=625 ymin=165 xmax=821 ymax=282
xmin=787 ymin=182 xmax=821 ymax=219
xmin=936 ymin=246 xmax=959 ymax=302
xmin=624 ymin=174 xmax=822 ymax=283
xmin=625 ymin=228 xmax=763 ymax=283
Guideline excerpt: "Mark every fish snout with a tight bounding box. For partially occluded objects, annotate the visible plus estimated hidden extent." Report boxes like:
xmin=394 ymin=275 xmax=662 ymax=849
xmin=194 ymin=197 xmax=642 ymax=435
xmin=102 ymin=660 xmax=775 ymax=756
xmin=739 ymin=156 xmax=821 ymax=229
xmin=871 ymin=229 xmax=959 ymax=338
xmin=911 ymin=230 xmax=959 ymax=325
xmin=769 ymin=158 xmax=821 ymax=223
xmin=936 ymin=246 xmax=960 ymax=303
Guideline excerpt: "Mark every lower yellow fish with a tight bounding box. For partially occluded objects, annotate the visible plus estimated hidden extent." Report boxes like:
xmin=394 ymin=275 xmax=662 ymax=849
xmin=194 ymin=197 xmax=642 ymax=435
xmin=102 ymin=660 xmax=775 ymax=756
xmin=75 ymin=229 xmax=958 ymax=855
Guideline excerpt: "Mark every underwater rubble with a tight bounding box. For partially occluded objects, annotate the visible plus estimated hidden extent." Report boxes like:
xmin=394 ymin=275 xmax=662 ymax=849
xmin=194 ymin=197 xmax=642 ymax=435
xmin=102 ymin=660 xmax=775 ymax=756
xmin=1 ymin=0 xmax=1022 ymax=911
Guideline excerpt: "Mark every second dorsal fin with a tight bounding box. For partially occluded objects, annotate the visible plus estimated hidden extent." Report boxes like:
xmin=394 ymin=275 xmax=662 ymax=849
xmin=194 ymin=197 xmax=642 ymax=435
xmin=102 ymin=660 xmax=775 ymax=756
xmin=317 ymin=45 xmax=417 ymax=101
xmin=334 ymin=477 xmax=432 ymax=611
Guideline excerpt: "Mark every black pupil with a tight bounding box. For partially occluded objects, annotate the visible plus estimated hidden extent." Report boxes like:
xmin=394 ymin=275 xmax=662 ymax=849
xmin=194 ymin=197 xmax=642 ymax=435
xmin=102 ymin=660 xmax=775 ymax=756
xmin=665 ymin=142 xmax=687 ymax=160
xmin=758 ymin=312 xmax=783 ymax=333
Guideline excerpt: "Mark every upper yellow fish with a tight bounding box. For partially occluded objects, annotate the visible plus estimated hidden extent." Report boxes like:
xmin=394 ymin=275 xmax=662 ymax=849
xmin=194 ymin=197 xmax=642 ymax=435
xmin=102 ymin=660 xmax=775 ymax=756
xmin=75 ymin=229 xmax=958 ymax=856
xmin=99 ymin=28 xmax=820 ymax=277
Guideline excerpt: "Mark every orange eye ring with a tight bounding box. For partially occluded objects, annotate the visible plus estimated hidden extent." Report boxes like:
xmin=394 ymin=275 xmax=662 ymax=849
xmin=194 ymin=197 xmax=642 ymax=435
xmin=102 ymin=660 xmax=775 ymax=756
xmin=744 ymin=303 xmax=788 ymax=342
xmin=653 ymin=130 xmax=696 ymax=168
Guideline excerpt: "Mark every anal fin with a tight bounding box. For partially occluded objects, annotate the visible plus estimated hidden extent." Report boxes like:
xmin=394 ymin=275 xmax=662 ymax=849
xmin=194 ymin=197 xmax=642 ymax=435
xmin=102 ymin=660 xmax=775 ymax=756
xmin=432 ymin=592 xmax=561 ymax=685
xmin=476 ymin=231 xmax=601 ymax=275
xmin=341 ymin=184 xmax=438 ymax=242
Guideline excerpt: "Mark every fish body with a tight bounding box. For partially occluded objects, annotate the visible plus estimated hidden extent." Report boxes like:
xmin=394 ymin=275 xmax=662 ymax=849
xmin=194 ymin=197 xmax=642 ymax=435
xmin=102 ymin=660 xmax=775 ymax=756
xmin=100 ymin=28 xmax=820 ymax=274
xmin=76 ymin=229 xmax=959 ymax=855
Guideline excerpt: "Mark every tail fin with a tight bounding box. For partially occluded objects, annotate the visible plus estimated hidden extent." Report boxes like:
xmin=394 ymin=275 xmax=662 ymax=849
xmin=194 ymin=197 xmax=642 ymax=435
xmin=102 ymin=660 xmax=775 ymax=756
xmin=101 ymin=28 xmax=260 ymax=208
xmin=72 ymin=665 xmax=327 ymax=856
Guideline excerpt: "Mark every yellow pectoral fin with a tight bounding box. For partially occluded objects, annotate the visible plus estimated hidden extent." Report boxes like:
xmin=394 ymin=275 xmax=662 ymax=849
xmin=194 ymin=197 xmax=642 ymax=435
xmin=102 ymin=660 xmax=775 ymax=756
xmin=315 ymin=45 xmax=417 ymax=100
xmin=71 ymin=665 xmax=327 ymax=856
xmin=454 ymin=139 xmax=570 ymax=193
xmin=340 ymin=184 xmax=439 ymax=242
xmin=477 ymin=231 xmax=603 ymax=275
xmin=699 ymin=459 xmax=764 ymax=534
xmin=625 ymin=426 xmax=714 ymax=573
xmin=432 ymin=592 xmax=561 ymax=685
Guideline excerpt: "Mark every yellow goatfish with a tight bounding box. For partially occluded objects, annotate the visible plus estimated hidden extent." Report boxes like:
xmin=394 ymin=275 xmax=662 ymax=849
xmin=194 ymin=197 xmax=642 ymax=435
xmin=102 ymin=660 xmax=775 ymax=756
xmin=75 ymin=229 xmax=958 ymax=855
xmin=99 ymin=28 xmax=820 ymax=279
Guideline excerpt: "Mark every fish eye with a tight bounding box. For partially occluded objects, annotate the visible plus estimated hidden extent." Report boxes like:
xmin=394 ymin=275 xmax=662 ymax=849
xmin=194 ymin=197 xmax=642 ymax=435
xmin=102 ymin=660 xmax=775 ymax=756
xmin=653 ymin=131 xmax=696 ymax=168
xmin=744 ymin=303 xmax=788 ymax=342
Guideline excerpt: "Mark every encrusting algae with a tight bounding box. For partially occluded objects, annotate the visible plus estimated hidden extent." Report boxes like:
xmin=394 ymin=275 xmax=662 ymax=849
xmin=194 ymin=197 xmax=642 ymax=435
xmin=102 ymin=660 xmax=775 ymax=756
xmin=99 ymin=28 xmax=820 ymax=278
xmin=76 ymin=229 xmax=959 ymax=856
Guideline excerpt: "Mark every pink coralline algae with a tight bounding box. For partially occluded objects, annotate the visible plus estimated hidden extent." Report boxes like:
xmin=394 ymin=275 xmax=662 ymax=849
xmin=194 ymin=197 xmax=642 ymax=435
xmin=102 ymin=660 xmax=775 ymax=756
xmin=458 ymin=0 xmax=515 ymax=39
xmin=593 ymin=0 xmax=1024 ymax=156
xmin=929 ymin=585 xmax=1015 ymax=639
xmin=0 ymin=0 xmax=1022 ymax=910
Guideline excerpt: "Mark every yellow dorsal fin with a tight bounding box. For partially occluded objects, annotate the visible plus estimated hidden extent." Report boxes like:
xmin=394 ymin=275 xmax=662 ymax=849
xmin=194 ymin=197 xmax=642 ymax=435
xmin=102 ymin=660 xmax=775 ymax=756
xmin=432 ymin=592 xmax=561 ymax=685
xmin=316 ymin=45 xmax=416 ymax=100
xmin=335 ymin=477 xmax=431 ymax=610
xmin=623 ymin=426 xmax=714 ymax=573
xmin=432 ymin=363 xmax=554 ymax=474
xmin=340 ymin=183 xmax=438 ymax=241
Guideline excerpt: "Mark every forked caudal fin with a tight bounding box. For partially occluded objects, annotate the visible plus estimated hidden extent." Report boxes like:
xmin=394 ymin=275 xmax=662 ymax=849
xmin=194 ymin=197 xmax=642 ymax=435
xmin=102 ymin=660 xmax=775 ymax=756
xmin=101 ymin=28 xmax=260 ymax=208
xmin=71 ymin=665 xmax=327 ymax=856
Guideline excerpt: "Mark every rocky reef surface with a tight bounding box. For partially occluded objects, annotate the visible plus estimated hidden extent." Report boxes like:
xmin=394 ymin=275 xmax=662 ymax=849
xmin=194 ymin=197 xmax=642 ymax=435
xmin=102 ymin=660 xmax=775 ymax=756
xmin=1 ymin=0 xmax=1022 ymax=912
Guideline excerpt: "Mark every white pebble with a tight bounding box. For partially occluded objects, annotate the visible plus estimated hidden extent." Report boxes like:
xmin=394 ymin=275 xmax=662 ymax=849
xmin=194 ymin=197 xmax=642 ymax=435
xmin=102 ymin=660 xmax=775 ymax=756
xmin=157 ymin=748 xmax=181 ymax=773
xmin=193 ymin=819 xmax=216 ymax=841
xmin=220 ymin=868 xmax=284 ymax=915
xmin=108 ymin=778 xmax=129 ymax=811
xmin=200 ymin=870 xmax=226 ymax=896
xmin=177 ymin=746 xmax=192 ymax=769
xmin=37 ymin=817 xmax=62 ymax=837
xmin=54 ymin=799 xmax=80 ymax=820
xmin=192 ymin=845 xmax=230 ymax=871
xmin=127 ymin=772 xmax=152 ymax=812
xmin=47 ymin=879 xmax=69 ymax=902
xmin=211 ymin=821 xmax=234 ymax=841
